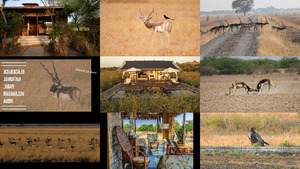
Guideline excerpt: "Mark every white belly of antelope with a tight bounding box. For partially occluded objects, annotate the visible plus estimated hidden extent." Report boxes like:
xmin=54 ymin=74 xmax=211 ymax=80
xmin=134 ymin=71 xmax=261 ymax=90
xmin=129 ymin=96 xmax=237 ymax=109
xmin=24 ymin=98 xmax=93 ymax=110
xmin=155 ymin=26 xmax=164 ymax=33
xmin=51 ymin=92 xmax=72 ymax=100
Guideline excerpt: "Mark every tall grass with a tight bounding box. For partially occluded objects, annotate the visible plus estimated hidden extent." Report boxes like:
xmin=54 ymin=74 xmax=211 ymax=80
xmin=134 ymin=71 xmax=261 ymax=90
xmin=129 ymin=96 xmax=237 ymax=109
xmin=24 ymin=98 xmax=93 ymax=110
xmin=101 ymin=90 xmax=199 ymax=113
xmin=100 ymin=0 xmax=200 ymax=56
xmin=100 ymin=70 xmax=123 ymax=92
xmin=200 ymin=113 xmax=300 ymax=135
xmin=257 ymin=15 xmax=300 ymax=56
xmin=0 ymin=127 xmax=100 ymax=162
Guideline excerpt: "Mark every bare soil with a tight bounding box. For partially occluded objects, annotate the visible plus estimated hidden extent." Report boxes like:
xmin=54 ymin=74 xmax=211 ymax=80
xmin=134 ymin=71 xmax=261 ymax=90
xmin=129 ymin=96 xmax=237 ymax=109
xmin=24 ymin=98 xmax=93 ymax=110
xmin=200 ymin=15 xmax=259 ymax=56
xmin=200 ymin=154 xmax=300 ymax=169
xmin=200 ymin=72 xmax=300 ymax=112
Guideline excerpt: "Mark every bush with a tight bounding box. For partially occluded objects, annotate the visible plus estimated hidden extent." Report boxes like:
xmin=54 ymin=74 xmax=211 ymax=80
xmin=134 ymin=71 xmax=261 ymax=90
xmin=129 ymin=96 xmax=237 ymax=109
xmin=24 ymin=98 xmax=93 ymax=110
xmin=200 ymin=66 xmax=214 ymax=76
xmin=259 ymin=64 xmax=274 ymax=74
xmin=278 ymin=140 xmax=293 ymax=147
xmin=68 ymin=32 xmax=98 ymax=56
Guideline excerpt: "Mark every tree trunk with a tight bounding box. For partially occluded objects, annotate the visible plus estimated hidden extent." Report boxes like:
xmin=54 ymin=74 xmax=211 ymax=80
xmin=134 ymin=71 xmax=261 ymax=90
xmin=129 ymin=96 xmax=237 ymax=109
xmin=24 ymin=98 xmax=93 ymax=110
xmin=182 ymin=113 xmax=186 ymax=144
xmin=1 ymin=1 xmax=7 ymax=49
xmin=76 ymin=25 xmax=80 ymax=31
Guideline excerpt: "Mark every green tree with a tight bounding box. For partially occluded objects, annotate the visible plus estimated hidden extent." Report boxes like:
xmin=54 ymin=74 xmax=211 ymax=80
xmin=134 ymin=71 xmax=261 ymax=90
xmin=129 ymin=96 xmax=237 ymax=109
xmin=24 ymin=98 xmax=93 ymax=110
xmin=185 ymin=120 xmax=193 ymax=134
xmin=232 ymin=0 xmax=254 ymax=16
xmin=137 ymin=124 xmax=157 ymax=131
xmin=123 ymin=124 xmax=130 ymax=131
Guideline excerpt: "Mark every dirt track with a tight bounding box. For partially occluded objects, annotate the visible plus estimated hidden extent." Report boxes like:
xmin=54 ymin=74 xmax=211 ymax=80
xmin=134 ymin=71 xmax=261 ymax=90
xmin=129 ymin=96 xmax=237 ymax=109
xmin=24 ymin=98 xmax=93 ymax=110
xmin=200 ymin=154 xmax=300 ymax=169
xmin=200 ymin=15 xmax=258 ymax=56
xmin=200 ymin=72 xmax=300 ymax=112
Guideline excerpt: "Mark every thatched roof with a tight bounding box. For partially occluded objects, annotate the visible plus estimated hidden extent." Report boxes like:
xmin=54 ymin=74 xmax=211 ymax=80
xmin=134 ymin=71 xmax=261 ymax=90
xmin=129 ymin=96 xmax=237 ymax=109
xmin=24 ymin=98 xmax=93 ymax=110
xmin=117 ymin=61 xmax=182 ymax=71
xmin=121 ymin=113 xmax=182 ymax=120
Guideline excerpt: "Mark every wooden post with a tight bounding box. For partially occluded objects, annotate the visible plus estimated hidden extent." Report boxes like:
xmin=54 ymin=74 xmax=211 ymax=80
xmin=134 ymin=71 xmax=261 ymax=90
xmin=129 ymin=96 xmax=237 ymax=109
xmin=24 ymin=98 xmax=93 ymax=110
xmin=182 ymin=113 xmax=186 ymax=145
xmin=36 ymin=12 xmax=38 ymax=35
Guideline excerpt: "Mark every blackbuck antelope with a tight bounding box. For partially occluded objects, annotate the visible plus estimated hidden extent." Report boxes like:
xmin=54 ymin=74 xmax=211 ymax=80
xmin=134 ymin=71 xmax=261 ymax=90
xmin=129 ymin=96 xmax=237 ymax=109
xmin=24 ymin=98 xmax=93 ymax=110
xmin=255 ymin=17 xmax=269 ymax=29
xmin=40 ymin=61 xmax=82 ymax=107
xmin=256 ymin=79 xmax=278 ymax=94
xmin=271 ymin=21 xmax=286 ymax=31
xmin=229 ymin=82 xmax=256 ymax=95
xmin=226 ymin=19 xmax=241 ymax=32
xmin=139 ymin=9 xmax=172 ymax=45
xmin=239 ymin=18 xmax=256 ymax=32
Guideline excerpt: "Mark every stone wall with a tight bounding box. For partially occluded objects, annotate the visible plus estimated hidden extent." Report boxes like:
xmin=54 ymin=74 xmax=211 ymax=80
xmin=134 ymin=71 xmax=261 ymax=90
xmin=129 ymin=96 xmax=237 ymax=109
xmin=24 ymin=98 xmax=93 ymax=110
xmin=108 ymin=113 xmax=122 ymax=169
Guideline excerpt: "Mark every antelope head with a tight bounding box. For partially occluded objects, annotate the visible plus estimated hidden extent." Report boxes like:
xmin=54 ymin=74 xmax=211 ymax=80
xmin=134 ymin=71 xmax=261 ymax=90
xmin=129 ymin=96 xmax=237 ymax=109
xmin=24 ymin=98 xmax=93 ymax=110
xmin=40 ymin=61 xmax=63 ymax=98
xmin=139 ymin=8 xmax=154 ymax=24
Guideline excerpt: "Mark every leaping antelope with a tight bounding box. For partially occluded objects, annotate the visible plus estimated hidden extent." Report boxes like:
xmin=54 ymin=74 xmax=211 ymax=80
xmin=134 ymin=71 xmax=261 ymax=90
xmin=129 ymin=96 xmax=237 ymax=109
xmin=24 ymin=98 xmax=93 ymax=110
xmin=229 ymin=82 xmax=256 ymax=95
xmin=139 ymin=9 xmax=172 ymax=45
xmin=256 ymin=79 xmax=278 ymax=93
xmin=40 ymin=61 xmax=82 ymax=107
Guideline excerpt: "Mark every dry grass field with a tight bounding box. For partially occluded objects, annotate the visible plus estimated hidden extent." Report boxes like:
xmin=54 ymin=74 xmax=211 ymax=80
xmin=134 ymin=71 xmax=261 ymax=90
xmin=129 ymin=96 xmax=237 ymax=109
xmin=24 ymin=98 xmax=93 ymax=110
xmin=100 ymin=0 xmax=200 ymax=56
xmin=257 ymin=13 xmax=300 ymax=56
xmin=0 ymin=126 xmax=100 ymax=162
xmin=0 ymin=60 xmax=91 ymax=111
xmin=200 ymin=14 xmax=246 ymax=46
xmin=200 ymin=113 xmax=300 ymax=147
xmin=200 ymin=72 xmax=300 ymax=112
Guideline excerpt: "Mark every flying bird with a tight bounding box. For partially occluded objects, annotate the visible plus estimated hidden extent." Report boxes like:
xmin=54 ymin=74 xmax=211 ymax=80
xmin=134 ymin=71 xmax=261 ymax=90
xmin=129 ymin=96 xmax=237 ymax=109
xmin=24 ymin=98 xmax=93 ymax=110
xmin=248 ymin=127 xmax=269 ymax=146
xmin=164 ymin=15 xmax=175 ymax=21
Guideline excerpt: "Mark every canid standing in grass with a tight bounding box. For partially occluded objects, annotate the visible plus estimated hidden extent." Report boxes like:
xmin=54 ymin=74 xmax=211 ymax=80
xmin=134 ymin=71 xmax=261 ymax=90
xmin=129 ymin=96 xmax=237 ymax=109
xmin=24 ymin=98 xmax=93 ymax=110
xmin=248 ymin=127 xmax=269 ymax=146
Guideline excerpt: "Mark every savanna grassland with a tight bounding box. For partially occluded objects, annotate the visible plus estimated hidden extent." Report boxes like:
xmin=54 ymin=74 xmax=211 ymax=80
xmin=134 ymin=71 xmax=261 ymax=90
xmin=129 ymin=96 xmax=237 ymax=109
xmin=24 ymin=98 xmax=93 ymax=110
xmin=0 ymin=126 xmax=100 ymax=162
xmin=0 ymin=60 xmax=91 ymax=111
xmin=200 ymin=113 xmax=300 ymax=147
xmin=257 ymin=13 xmax=300 ymax=56
xmin=100 ymin=0 xmax=200 ymax=56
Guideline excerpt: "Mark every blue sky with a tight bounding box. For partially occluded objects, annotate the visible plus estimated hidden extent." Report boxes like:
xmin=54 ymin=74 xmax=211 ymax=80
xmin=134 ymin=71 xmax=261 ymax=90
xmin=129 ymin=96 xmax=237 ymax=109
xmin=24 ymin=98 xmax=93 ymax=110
xmin=5 ymin=0 xmax=44 ymax=7
xmin=100 ymin=57 xmax=200 ymax=68
xmin=123 ymin=113 xmax=193 ymax=127
xmin=201 ymin=0 xmax=300 ymax=11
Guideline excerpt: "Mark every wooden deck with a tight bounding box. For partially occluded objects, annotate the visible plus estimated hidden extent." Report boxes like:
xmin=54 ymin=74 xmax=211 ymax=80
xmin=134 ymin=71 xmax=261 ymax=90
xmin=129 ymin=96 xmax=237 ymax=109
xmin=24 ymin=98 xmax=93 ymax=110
xmin=102 ymin=81 xmax=199 ymax=100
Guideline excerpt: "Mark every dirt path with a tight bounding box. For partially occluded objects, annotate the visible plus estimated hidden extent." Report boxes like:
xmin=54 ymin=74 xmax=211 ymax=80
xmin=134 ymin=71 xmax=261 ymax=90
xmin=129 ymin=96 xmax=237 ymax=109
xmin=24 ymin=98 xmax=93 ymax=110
xmin=200 ymin=15 xmax=258 ymax=56
xmin=200 ymin=154 xmax=300 ymax=169
xmin=200 ymin=73 xmax=300 ymax=112
xmin=22 ymin=46 xmax=44 ymax=56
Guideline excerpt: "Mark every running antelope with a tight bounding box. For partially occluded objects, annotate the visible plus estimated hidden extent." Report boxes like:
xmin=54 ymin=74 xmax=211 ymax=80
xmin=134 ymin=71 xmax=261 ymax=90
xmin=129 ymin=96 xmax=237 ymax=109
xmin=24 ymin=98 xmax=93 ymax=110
xmin=40 ymin=61 xmax=82 ymax=107
xmin=271 ymin=21 xmax=286 ymax=31
xmin=139 ymin=9 xmax=172 ymax=44
xmin=256 ymin=79 xmax=278 ymax=94
xmin=255 ymin=17 xmax=269 ymax=29
xmin=229 ymin=82 xmax=256 ymax=95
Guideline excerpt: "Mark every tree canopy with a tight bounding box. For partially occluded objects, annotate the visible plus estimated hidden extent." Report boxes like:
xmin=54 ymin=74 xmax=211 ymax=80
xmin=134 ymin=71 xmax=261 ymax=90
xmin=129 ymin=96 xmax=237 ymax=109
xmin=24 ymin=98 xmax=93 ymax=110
xmin=232 ymin=0 xmax=254 ymax=16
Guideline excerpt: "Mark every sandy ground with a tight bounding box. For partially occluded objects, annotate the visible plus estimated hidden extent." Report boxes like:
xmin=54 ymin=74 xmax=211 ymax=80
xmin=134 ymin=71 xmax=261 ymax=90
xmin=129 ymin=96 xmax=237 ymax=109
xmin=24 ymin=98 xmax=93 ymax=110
xmin=200 ymin=154 xmax=300 ymax=169
xmin=200 ymin=72 xmax=300 ymax=112
xmin=200 ymin=15 xmax=258 ymax=56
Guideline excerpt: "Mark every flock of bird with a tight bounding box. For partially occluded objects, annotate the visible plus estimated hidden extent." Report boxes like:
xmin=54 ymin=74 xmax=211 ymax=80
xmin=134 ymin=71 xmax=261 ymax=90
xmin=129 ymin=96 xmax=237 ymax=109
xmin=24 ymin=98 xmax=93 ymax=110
xmin=0 ymin=136 xmax=100 ymax=152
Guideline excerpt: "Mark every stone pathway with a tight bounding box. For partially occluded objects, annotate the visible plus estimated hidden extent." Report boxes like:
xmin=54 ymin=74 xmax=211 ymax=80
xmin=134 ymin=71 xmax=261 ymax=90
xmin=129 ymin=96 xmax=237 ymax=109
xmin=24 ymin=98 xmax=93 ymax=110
xmin=22 ymin=46 xmax=44 ymax=56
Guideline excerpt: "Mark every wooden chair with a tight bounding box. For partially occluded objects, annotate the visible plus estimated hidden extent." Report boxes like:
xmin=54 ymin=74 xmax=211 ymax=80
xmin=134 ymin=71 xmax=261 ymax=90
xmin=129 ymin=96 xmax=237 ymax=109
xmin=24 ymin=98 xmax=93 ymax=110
xmin=115 ymin=126 xmax=150 ymax=169
xmin=138 ymin=138 xmax=147 ymax=156
xmin=166 ymin=139 xmax=176 ymax=155
xmin=147 ymin=134 xmax=159 ymax=150
xmin=173 ymin=141 xmax=193 ymax=155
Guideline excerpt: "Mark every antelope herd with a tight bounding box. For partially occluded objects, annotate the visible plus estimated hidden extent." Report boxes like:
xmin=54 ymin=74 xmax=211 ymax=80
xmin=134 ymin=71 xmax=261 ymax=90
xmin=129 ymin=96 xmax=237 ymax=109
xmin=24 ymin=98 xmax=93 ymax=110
xmin=228 ymin=79 xmax=278 ymax=95
xmin=201 ymin=16 xmax=286 ymax=35
xmin=0 ymin=136 xmax=100 ymax=152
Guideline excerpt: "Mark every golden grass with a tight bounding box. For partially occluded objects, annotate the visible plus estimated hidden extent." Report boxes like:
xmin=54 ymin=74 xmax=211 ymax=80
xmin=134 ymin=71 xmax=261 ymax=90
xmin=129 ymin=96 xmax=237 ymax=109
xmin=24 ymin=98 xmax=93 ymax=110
xmin=200 ymin=113 xmax=300 ymax=147
xmin=0 ymin=126 xmax=100 ymax=162
xmin=100 ymin=0 xmax=200 ymax=56
xmin=257 ymin=14 xmax=300 ymax=56
xmin=0 ymin=60 xmax=91 ymax=111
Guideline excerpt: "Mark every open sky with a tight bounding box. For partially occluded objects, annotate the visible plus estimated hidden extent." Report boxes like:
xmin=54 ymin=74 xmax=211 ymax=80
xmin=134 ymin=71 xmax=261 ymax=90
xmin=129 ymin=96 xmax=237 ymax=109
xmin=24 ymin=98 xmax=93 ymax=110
xmin=5 ymin=0 xmax=44 ymax=7
xmin=100 ymin=56 xmax=200 ymax=68
xmin=201 ymin=0 xmax=300 ymax=11
xmin=123 ymin=113 xmax=193 ymax=127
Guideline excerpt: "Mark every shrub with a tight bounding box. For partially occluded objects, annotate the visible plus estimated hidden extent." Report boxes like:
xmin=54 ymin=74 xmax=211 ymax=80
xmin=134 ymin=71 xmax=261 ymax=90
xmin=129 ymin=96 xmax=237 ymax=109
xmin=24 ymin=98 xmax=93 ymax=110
xmin=278 ymin=140 xmax=293 ymax=147
xmin=200 ymin=66 xmax=214 ymax=76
